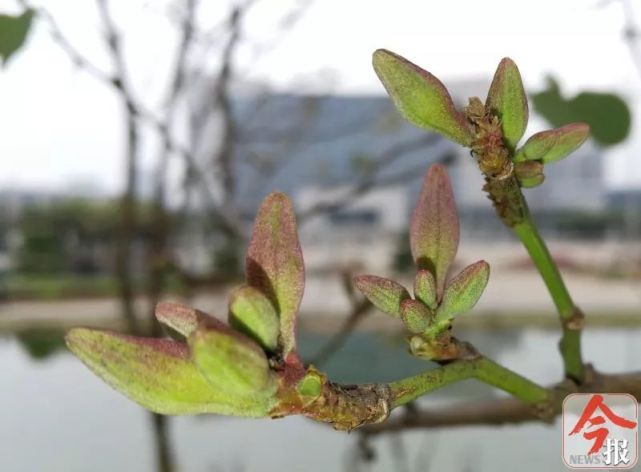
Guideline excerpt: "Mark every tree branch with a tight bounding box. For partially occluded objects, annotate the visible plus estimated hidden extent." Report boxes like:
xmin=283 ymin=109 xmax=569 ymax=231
xmin=298 ymin=134 xmax=442 ymax=222
xmin=308 ymin=268 xmax=374 ymax=366
xmin=17 ymin=0 xmax=114 ymax=83
xmin=513 ymin=218 xmax=585 ymax=381
xmin=26 ymin=0 xmax=246 ymax=238
xmin=92 ymin=0 xmax=140 ymax=334
xmin=210 ymin=5 xmax=244 ymax=205
xmin=363 ymin=365 xmax=641 ymax=434
xmin=147 ymin=0 xmax=198 ymax=338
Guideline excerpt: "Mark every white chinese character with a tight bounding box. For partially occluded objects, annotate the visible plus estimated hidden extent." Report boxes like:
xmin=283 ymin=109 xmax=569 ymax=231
xmin=603 ymin=438 xmax=630 ymax=466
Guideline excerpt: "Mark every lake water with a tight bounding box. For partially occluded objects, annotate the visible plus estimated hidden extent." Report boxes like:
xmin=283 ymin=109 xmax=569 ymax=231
xmin=2 ymin=327 xmax=640 ymax=471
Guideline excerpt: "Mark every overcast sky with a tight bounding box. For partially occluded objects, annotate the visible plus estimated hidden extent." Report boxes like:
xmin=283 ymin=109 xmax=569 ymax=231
xmin=1 ymin=0 xmax=641 ymax=195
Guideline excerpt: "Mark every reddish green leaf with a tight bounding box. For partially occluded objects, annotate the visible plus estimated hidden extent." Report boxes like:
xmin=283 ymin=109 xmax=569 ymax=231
xmin=515 ymin=123 xmax=590 ymax=163
xmin=228 ymin=285 xmax=280 ymax=352
xmin=246 ymin=192 xmax=304 ymax=357
xmin=486 ymin=58 xmax=528 ymax=149
xmin=410 ymin=164 xmax=460 ymax=295
xmin=372 ymin=49 xmax=474 ymax=146
xmin=66 ymin=328 xmax=275 ymax=416
xmin=188 ymin=325 xmax=277 ymax=397
xmin=353 ymin=275 xmax=410 ymax=318
xmin=437 ymin=261 xmax=490 ymax=321
xmin=400 ymin=299 xmax=431 ymax=334
xmin=513 ymin=129 xmax=556 ymax=162
xmin=414 ymin=269 xmax=437 ymax=309
xmin=155 ymin=301 xmax=224 ymax=338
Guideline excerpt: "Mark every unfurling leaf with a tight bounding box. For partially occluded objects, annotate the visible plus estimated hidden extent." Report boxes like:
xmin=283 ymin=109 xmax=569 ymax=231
xmin=515 ymin=161 xmax=545 ymax=188
xmin=65 ymin=328 xmax=275 ymax=416
xmin=246 ymin=192 xmax=305 ymax=357
xmin=188 ymin=325 xmax=277 ymax=397
xmin=372 ymin=49 xmax=474 ymax=146
xmin=229 ymin=285 xmax=279 ymax=351
xmin=414 ymin=269 xmax=437 ymax=309
xmin=486 ymin=58 xmax=528 ymax=150
xmin=410 ymin=164 xmax=460 ymax=295
xmin=353 ymin=275 xmax=410 ymax=318
xmin=155 ymin=301 xmax=222 ymax=338
xmin=437 ymin=261 xmax=490 ymax=321
xmin=514 ymin=123 xmax=590 ymax=163
xmin=400 ymin=299 xmax=432 ymax=334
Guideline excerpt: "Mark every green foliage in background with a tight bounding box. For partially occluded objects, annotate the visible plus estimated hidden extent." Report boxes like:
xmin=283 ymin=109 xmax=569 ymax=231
xmin=16 ymin=328 xmax=66 ymax=360
xmin=16 ymin=199 xmax=120 ymax=274
xmin=532 ymin=77 xmax=631 ymax=147
xmin=0 ymin=9 xmax=34 ymax=66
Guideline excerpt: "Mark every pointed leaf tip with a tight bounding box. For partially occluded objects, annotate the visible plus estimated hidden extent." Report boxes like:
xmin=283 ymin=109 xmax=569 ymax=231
xmin=437 ymin=261 xmax=490 ymax=321
xmin=486 ymin=57 xmax=528 ymax=149
xmin=353 ymin=274 xmax=410 ymax=318
xmin=410 ymin=164 xmax=460 ymax=295
xmin=372 ymin=49 xmax=474 ymax=146
xmin=246 ymin=192 xmax=304 ymax=357
xmin=65 ymin=328 xmax=274 ymax=416
xmin=155 ymin=301 xmax=225 ymax=337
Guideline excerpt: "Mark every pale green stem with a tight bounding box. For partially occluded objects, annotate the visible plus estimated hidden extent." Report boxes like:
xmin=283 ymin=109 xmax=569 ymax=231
xmin=389 ymin=357 xmax=550 ymax=409
xmin=513 ymin=216 xmax=584 ymax=381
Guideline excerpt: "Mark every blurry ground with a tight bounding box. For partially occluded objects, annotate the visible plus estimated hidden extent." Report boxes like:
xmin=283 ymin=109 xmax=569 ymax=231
xmin=1 ymin=239 xmax=639 ymax=339
xmin=1 ymin=267 xmax=639 ymax=335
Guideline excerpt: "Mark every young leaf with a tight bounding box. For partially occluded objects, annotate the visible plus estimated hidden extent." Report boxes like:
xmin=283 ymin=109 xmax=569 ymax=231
xmin=188 ymin=325 xmax=277 ymax=397
xmin=296 ymin=369 xmax=323 ymax=400
xmin=436 ymin=261 xmax=490 ymax=321
xmin=514 ymin=123 xmax=590 ymax=163
xmin=513 ymin=129 xmax=557 ymax=162
xmin=246 ymin=192 xmax=304 ymax=357
xmin=400 ymin=299 xmax=432 ymax=334
xmin=410 ymin=164 xmax=460 ymax=295
xmin=515 ymin=161 xmax=545 ymax=188
xmin=65 ymin=328 xmax=275 ymax=416
xmin=353 ymin=275 xmax=410 ymax=318
xmin=486 ymin=58 xmax=528 ymax=150
xmin=414 ymin=269 xmax=437 ymax=309
xmin=372 ymin=49 xmax=474 ymax=146
xmin=228 ymin=285 xmax=280 ymax=352
xmin=155 ymin=301 xmax=224 ymax=338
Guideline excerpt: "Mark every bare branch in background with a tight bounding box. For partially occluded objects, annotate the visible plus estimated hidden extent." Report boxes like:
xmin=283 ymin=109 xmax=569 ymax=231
xmin=22 ymin=0 xmax=246 ymax=238
xmin=95 ymin=1 xmax=183 ymax=470
xmin=362 ymin=366 xmax=641 ymax=434
xmin=16 ymin=0 xmax=113 ymax=83
xmin=94 ymin=0 xmax=141 ymax=334
xmin=210 ymin=5 xmax=244 ymax=206
xmin=147 ymin=0 xmax=198 ymax=336
xmin=245 ymin=0 xmax=314 ymax=62
xmin=620 ymin=0 xmax=641 ymax=78
xmin=309 ymin=299 xmax=371 ymax=366
xmin=299 ymin=134 xmax=442 ymax=222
